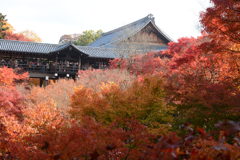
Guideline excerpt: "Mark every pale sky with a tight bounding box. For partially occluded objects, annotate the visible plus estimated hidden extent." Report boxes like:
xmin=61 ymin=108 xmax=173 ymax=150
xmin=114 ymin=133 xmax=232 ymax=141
xmin=1 ymin=0 xmax=211 ymax=43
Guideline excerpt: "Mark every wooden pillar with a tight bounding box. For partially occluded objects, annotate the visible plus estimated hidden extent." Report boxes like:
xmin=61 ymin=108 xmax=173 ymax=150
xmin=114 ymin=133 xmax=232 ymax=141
xmin=40 ymin=78 xmax=49 ymax=87
xmin=78 ymin=56 xmax=81 ymax=70
xmin=56 ymin=53 xmax=59 ymax=73
xmin=43 ymin=80 xmax=48 ymax=87
xmin=40 ymin=78 xmax=44 ymax=87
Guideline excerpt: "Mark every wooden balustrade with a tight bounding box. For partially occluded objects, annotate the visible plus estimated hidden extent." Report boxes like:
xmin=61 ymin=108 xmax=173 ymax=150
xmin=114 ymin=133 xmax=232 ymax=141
xmin=0 ymin=61 xmax=79 ymax=74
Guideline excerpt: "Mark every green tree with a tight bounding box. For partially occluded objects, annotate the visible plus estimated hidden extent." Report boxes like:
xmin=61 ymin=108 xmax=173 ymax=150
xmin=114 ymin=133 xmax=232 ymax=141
xmin=74 ymin=30 xmax=102 ymax=46
xmin=0 ymin=13 xmax=9 ymax=39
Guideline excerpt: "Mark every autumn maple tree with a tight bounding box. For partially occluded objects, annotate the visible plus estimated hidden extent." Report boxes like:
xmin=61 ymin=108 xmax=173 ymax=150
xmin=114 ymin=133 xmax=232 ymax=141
xmin=200 ymin=0 xmax=240 ymax=53
xmin=0 ymin=0 xmax=239 ymax=159
xmin=0 ymin=67 xmax=28 ymax=159
xmin=200 ymin=0 xmax=240 ymax=89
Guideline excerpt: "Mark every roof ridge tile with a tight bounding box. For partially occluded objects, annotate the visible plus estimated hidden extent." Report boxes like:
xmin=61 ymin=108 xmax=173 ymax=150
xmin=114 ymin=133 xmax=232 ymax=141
xmin=102 ymin=14 xmax=151 ymax=36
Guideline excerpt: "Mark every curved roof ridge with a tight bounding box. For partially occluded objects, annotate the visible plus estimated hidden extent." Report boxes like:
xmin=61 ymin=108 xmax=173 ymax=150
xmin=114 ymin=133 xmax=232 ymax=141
xmin=150 ymin=21 xmax=172 ymax=42
xmin=102 ymin=14 xmax=153 ymax=36
xmin=49 ymin=43 xmax=72 ymax=53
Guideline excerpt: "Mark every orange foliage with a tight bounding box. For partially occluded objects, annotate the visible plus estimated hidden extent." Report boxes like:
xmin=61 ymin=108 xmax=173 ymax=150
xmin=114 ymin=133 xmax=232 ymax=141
xmin=27 ymin=69 xmax=134 ymax=111
xmin=0 ymin=67 xmax=28 ymax=158
xmin=0 ymin=67 xmax=28 ymax=119
xmin=201 ymin=0 xmax=240 ymax=46
xmin=0 ymin=67 xmax=28 ymax=86
xmin=70 ymin=75 xmax=175 ymax=134
xmin=5 ymin=32 xmax=33 ymax=42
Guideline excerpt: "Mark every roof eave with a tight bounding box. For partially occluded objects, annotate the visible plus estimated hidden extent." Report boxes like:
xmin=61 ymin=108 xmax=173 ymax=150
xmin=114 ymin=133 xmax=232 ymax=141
xmin=0 ymin=49 xmax=50 ymax=55
xmin=149 ymin=21 xmax=173 ymax=43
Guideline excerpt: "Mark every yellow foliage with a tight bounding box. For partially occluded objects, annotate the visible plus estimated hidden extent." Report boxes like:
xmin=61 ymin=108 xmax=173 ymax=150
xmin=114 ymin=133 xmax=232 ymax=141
xmin=19 ymin=30 xmax=42 ymax=42
xmin=99 ymin=81 xmax=119 ymax=95
xmin=70 ymin=75 xmax=175 ymax=134
xmin=3 ymin=22 xmax=15 ymax=33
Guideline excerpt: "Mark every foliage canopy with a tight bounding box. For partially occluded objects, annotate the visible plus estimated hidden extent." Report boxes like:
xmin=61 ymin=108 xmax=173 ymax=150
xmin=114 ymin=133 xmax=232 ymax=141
xmin=74 ymin=30 xmax=103 ymax=46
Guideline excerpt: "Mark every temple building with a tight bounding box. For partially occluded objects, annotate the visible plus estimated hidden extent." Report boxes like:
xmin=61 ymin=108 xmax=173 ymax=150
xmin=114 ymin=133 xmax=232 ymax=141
xmin=0 ymin=14 xmax=171 ymax=85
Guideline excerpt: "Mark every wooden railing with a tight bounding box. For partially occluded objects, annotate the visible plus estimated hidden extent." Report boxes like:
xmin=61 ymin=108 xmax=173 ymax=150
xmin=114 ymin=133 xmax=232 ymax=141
xmin=0 ymin=63 xmax=79 ymax=74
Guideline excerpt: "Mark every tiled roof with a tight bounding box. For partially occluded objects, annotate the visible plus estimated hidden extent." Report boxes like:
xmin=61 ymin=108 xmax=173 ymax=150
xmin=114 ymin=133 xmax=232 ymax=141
xmin=0 ymin=39 xmax=58 ymax=54
xmin=77 ymin=46 xmax=146 ymax=59
xmin=50 ymin=41 xmax=72 ymax=53
xmin=89 ymin=14 xmax=172 ymax=48
xmin=0 ymin=14 xmax=169 ymax=58
xmin=0 ymin=39 xmax=150 ymax=59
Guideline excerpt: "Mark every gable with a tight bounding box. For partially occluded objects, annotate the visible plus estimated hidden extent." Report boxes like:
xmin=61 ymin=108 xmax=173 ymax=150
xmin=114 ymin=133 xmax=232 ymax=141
xmin=104 ymin=22 xmax=169 ymax=51
xmin=123 ymin=23 xmax=169 ymax=45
